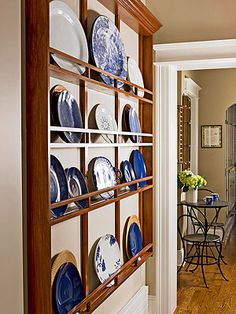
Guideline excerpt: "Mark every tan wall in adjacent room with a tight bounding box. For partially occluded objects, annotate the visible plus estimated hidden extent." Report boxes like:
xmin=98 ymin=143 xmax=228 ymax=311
xmin=146 ymin=0 xmax=236 ymax=44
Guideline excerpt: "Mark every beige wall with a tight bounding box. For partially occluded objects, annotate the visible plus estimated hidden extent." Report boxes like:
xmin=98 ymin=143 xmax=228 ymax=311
xmin=146 ymin=0 xmax=236 ymax=44
xmin=0 ymin=1 xmax=23 ymax=313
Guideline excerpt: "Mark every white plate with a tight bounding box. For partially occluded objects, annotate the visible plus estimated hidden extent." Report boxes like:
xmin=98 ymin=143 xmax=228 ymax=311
xmin=50 ymin=1 xmax=88 ymax=74
xmin=94 ymin=234 xmax=123 ymax=287
xmin=127 ymin=57 xmax=144 ymax=97
xmin=95 ymin=104 xmax=117 ymax=143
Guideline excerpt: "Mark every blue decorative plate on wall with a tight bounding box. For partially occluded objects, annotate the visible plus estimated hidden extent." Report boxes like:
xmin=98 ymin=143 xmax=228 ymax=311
xmin=94 ymin=234 xmax=122 ymax=287
xmin=120 ymin=160 xmax=136 ymax=191
xmin=50 ymin=155 xmax=68 ymax=217
xmin=129 ymin=107 xmax=141 ymax=143
xmin=90 ymin=15 xmax=127 ymax=88
xmin=128 ymin=223 xmax=143 ymax=257
xmin=66 ymin=167 xmax=88 ymax=209
xmin=51 ymin=85 xmax=83 ymax=143
xmin=54 ymin=262 xmax=84 ymax=314
xmin=130 ymin=150 xmax=147 ymax=187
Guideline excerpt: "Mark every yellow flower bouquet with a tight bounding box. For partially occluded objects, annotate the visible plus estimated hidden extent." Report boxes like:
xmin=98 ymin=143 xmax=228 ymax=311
xmin=178 ymin=169 xmax=207 ymax=192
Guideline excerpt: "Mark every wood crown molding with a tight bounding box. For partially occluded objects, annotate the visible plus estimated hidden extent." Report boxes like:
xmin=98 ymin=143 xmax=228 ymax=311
xmin=98 ymin=0 xmax=162 ymax=35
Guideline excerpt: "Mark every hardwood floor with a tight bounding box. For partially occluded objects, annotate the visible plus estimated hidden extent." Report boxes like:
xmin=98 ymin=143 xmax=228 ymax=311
xmin=175 ymin=224 xmax=236 ymax=314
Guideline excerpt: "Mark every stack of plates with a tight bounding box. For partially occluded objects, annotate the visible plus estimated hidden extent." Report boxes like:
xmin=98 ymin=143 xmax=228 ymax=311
xmin=51 ymin=250 xmax=84 ymax=313
xmin=122 ymin=104 xmax=141 ymax=143
xmin=90 ymin=16 xmax=127 ymax=88
xmin=94 ymin=234 xmax=123 ymax=286
xmin=127 ymin=57 xmax=144 ymax=97
xmin=50 ymin=85 xmax=83 ymax=143
xmin=88 ymin=157 xmax=118 ymax=199
xmin=50 ymin=0 xmax=89 ymax=74
xmin=125 ymin=216 xmax=143 ymax=259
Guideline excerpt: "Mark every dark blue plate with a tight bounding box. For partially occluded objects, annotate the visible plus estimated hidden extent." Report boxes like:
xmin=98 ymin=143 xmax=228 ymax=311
xmin=54 ymin=262 xmax=84 ymax=314
xmin=50 ymin=169 xmax=59 ymax=203
xmin=51 ymin=85 xmax=83 ymax=143
xmin=51 ymin=155 xmax=68 ymax=217
xmin=128 ymin=223 xmax=143 ymax=257
xmin=120 ymin=160 xmax=136 ymax=191
xmin=130 ymin=150 xmax=147 ymax=187
xmin=66 ymin=167 xmax=88 ymax=209
xmin=90 ymin=16 xmax=127 ymax=88
xmin=129 ymin=107 xmax=141 ymax=143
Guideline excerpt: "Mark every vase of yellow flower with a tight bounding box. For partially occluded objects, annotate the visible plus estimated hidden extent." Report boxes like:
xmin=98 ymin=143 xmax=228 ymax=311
xmin=178 ymin=169 xmax=207 ymax=203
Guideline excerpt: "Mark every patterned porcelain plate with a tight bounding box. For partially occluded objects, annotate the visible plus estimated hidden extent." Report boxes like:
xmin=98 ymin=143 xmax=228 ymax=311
xmin=90 ymin=15 xmax=127 ymax=88
xmin=88 ymin=157 xmax=117 ymax=199
xmin=50 ymin=0 xmax=88 ymax=74
xmin=51 ymin=85 xmax=83 ymax=143
xmin=128 ymin=107 xmax=141 ymax=143
xmin=65 ymin=167 xmax=88 ymax=209
xmin=95 ymin=104 xmax=117 ymax=143
xmin=130 ymin=150 xmax=147 ymax=187
xmin=127 ymin=57 xmax=144 ymax=97
xmin=94 ymin=234 xmax=123 ymax=287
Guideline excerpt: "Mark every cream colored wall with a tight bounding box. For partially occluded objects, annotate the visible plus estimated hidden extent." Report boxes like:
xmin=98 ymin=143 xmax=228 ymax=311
xmin=146 ymin=0 xmax=236 ymax=44
xmin=0 ymin=1 xmax=23 ymax=313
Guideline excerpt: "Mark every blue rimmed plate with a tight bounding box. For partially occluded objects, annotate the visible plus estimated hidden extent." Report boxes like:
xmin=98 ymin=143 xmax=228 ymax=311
xmin=90 ymin=15 xmax=127 ymax=88
xmin=130 ymin=150 xmax=147 ymax=187
xmin=65 ymin=167 xmax=88 ymax=209
xmin=54 ymin=262 xmax=84 ymax=314
xmin=129 ymin=107 xmax=141 ymax=143
xmin=120 ymin=160 xmax=136 ymax=191
xmin=51 ymin=85 xmax=83 ymax=143
xmin=50 ymin=155 xmax=68 ymax=217
xmin=94 ymin=234 xmax=122 ymax=287
xmin=125 ymin=215 xmax=143 ymax=259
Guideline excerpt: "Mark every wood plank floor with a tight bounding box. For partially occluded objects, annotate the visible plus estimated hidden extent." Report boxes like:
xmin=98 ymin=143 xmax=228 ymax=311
xmin=175 ymin=224 xmax=236 ymax=314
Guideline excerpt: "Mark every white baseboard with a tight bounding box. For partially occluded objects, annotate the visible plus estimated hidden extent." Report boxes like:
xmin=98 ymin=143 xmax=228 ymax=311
xmin=148 ymin=295 xmax=156 ymax=314
xmin=118 ymin=286 xmax=149 ymax=314
xmin=177 ymin=248 xmax=184 ymax=267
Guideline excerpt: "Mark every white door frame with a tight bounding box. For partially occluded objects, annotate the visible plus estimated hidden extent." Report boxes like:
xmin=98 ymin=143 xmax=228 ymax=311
xmin=153 ymin=39 xmax=236 ymax=314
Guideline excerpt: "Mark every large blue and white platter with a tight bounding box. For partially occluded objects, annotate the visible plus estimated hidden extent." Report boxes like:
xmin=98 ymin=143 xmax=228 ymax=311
xmin=94 ymin=234 xmax=122 ymax=287
xmin=130 ymin=150 xmax=147 ymax=187
xmin=66 ymin=167 xmax=88 ymax=209
xmin=54 ymin=262 xmax=84 ymax=314
xmin=50 ymin=0 xmax=88 ymax=74
xmin=51 ymin=85 xmax=83 ymax=143
xmin=50 ymin=155 xmax=68 ymax=217
xmin=90 ymin=15 xmax=127 ymax=88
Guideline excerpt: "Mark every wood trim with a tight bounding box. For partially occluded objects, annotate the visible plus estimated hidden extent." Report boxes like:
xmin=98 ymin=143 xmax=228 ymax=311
xmin=98 ymin=0 xmax=162 ymax=35
xmin=25 ymin=0 xmax=51 ymax=313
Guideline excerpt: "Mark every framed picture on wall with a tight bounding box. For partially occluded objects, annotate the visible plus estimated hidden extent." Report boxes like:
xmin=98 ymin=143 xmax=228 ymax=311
xmin=201 ymin=125 xmax=222 ymax=148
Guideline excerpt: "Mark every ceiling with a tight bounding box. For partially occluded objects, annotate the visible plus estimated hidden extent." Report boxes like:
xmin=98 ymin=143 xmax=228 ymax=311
xmin=146 ymin=0 xmax=236 ymax=44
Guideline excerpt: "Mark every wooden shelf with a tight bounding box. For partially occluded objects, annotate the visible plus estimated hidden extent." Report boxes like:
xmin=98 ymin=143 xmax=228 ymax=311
xmin=68 ymin=243 xmax=153 ymax=314
xmin=49 ymin=48 xmax=153 ymax=105
xmin=51 ymin=176 xmax=153 ymax=226
xmin=50 ymin=142 xmax=153 ymax=148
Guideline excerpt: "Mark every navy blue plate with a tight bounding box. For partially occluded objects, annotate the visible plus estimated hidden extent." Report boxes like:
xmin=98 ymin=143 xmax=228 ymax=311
xmin=130 ymin=150 xmax=147 ymax=187
xmin=66 ymin=167 xmax=88 ymax=209
xmin=120 ymin=160 xmax=136 ymax=191
xmin=128 ymin=223 xmax=143 ymax=257
xmin=50 ymin=155 xmax=68 ymax=217
xmin=54 ymin=262 xmax=84 ymax=314
xmin=90 ymin=16 xmax=127 ymax=88
xmin=129 ymin=107 xmax=141 ymax=143
xmin=50 ymin=169 xmax=59 ymax=203
xmin=51 ymin=85 xmax=83 ymax=143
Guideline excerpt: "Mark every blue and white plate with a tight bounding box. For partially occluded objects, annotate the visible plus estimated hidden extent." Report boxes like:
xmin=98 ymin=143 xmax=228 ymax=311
xmin=94 ymin=234 xmax=122 ymax=287
xmin=66 ymin=167 xmax=88 ymax=209
xmin=50 ymin=155 xmax=68 ymax=217
xmin=129 ymin=107 xmax=141 ymax=143
xmin=51 ymin=85 xmax=83 ymax=143
xmin=54 ymin=262 xmax=84 ymax=314
xmin=128 ymin=223 xmax=143 ymax=257
xmin=90 ymin=15 xmax=127 ymax=88
xmin=120 ymin=160 xmax=136 ymax=191
xmin=88 ymin=157 xmax=117 ymax=199
xmin=130 ymin=150 xmax=147 ymax=187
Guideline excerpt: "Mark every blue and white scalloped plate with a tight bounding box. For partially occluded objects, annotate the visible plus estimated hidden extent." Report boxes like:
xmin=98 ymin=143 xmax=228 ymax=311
xmin=94 ymin=234 xmax=123 ymax=287
xmin=90 ymin=15 xmax=127 ymax=88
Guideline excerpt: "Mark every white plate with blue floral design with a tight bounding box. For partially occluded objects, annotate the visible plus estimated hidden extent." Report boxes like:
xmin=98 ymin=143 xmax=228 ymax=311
xmin=94 ymin=234 xmax=123 ymax=287
xmin=95 ymin=104 xmax=117 ymax=143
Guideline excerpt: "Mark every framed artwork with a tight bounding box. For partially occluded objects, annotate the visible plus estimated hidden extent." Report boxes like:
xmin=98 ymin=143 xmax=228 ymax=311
xmin=201 ymin=125 xmax=222 ymax=148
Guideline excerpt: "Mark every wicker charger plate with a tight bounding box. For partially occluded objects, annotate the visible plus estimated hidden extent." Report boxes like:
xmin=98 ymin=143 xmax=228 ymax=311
xmin=51 ymin=250 xmax=77 ymax=286
xmin=125 ymin=215 xmax=141 ymax=259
